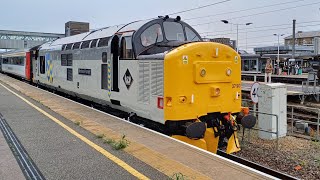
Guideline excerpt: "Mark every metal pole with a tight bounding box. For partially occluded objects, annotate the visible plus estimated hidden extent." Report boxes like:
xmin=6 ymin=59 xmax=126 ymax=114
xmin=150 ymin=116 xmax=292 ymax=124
xmin=277 ymin=35 xmax=280 ymax=75
xmin=253 ymin=75 xmax=257 ymax=117
xmin=276 ymin=114 xmax=279 ymax=150
xmin=292 ymin=19 xmax=296 ymax=59
xmin=317 ymin=109 xmax=320 ymax=141
xmin=291 ymin=106 xmax=294 ymax=134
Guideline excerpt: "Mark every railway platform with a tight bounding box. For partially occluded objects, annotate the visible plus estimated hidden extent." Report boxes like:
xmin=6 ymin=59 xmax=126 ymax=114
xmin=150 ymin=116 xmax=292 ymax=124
xmin=242 ymin=81 xmax=320 ymax=96
xmin=0 ymin=73 xmax=276 ymax=180
xmin=242 ymin=73 xmax=313 ymax=85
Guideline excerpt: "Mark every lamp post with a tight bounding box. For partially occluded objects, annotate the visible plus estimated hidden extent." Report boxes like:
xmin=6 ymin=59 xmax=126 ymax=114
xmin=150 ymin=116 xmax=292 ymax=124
xmin=221 ymin=20 xmax=252 ymax=53
xmin=274 ymin=33 xmax=285 ymax=75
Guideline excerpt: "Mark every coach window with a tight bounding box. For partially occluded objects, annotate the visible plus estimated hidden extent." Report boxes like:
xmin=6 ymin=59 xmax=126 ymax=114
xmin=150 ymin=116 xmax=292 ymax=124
xmin=140 ymin=24 xmax=163 ymax=47
xmin=120 ymin=36 xmax=133 ymax=59
xmin=3 ymin=58 xmax=8 ymax=64
xmin=65 ymin=43 xmax=73 ymax=50
xmin=90 ymin=39 xmax=98 ymax=48
xmin=98 ymin=37 xmax=110 ymax=47
xmin=40 ymin=56 xmax=45 ymax=74
xmin=185 ymin=27 xmax=200 ymax=42
xmin=163 ymin=22 xmax=185 ymax=41
xmin=81 ymin=40 xmax=91 ymax=49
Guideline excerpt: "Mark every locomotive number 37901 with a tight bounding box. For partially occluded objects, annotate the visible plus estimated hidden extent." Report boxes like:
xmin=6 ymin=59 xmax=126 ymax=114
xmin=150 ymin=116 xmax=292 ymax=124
xmin=232 ymin=84 xmax=241 ymax=88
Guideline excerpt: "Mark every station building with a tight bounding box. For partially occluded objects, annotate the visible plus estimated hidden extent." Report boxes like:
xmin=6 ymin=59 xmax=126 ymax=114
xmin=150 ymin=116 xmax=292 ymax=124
xmin=241 ymin=30 xmax=320 ymax=73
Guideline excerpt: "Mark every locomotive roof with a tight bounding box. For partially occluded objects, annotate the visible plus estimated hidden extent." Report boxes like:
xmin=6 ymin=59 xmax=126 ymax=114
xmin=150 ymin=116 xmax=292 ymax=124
xmin=38 ymin=17 xmax=202 ymax=56
xmin=40 ymin=19 xmax=150 ymax=50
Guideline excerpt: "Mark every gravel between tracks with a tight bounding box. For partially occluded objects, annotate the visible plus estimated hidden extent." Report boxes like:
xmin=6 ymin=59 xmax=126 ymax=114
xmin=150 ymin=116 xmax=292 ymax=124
xmin=235 ymin=133 xmax=320 ymax=180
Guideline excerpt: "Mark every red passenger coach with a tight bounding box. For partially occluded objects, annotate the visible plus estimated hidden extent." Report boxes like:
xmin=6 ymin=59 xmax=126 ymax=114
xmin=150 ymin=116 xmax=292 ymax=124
xmin=0 ymin=49 xmax=32 ymax=81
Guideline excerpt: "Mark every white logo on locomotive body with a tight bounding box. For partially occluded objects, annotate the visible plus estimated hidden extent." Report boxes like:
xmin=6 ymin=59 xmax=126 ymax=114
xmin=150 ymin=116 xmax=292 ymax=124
xmin=123 ymin=69 xmax=133 ymax=89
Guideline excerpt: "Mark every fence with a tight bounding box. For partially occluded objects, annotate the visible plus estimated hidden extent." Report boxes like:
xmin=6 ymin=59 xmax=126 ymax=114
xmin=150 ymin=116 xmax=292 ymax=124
xmin=239 ymin=110 xmax=280 ymax=150
xmin=287 ymin=105 xmax=320 ymax=141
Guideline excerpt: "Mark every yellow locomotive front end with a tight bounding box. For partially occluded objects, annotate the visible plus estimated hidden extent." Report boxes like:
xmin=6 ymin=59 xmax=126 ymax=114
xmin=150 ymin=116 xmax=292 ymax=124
xmin=164 ymin=42 xmax=247 ymax=154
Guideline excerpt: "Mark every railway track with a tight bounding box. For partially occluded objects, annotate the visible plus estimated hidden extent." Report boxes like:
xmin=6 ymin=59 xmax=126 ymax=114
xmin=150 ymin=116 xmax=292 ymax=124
xmin=1 ymin=73 xmax=297 ymax=179
xmin=217 ymin=150 xmax=298 ymax=180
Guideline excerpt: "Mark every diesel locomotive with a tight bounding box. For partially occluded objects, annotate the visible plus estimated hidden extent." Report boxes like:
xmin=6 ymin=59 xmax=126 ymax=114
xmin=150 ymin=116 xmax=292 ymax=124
xmin=0 ymin=16 xmax=255 ymax=154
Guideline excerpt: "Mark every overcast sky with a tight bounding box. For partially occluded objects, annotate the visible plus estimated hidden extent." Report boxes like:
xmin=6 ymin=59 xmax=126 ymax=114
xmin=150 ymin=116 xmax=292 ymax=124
xmin=1 ymin=0 xmax=320 ymax=52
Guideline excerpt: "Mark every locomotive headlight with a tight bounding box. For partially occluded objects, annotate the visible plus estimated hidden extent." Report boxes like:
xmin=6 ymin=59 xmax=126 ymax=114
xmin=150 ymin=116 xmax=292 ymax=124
xmin=200 ymin=68 xmax=206 ymax=77
xmin=226 ymin=68 xmax=232 ymax=76
xmin=215 ymin=88 xmax=221 ymax=96
xmin=210 ymin=86 xmax=220 ymax=97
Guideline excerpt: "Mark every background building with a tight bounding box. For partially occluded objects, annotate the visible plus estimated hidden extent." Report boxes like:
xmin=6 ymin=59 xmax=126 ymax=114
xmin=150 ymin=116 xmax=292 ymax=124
xmin=65 ymin=21 xmax=90 ymax=37
xmin=285 ymin=31 xmax=320 ymax=46
xmin=203 ymin=37 xmax=236 ymax=50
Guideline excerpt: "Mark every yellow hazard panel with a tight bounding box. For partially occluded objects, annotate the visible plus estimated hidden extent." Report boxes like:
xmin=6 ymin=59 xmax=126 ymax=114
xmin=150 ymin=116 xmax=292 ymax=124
xmin=226 ymin=131 xmax=241 ymax=154
xmin=204 ymin=128 xmax=219 ymax=154
xmin=164 ymin=42 xmax=241 ymax=121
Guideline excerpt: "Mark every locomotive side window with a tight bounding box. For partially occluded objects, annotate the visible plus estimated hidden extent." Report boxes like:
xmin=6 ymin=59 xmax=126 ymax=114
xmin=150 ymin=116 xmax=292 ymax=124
xmin=163 ymin=22 xmax=185 ymax=41
xmin=140 ymin=24 xmax=163 ymax=47
xmin=65 ymin=43 xmax=73 ymax=50
xmin=185 ymin=27 xmax=200 ymax=42
xmin=61 ymin=54 xmax=73 ymax=66
xmin=81 ymin=40 xmax=91 ymax=49
xmin=61 ymin=44 xmax=66 ymax=51
xmin=120 ymin=36 xmax=133 ymax=59
xmin=102 ymin=52 xmax=108 ymax=63
xmin=90 ymin=39 xmax=99 ymax=48
xmin=73 ymin=42 xmax=81 ymax=49
xmin=67 ymin=54 xmax=73 ymax=66
xmin=67 ymin=68 xmax=73 ymax=81
xmin=61 ymin=54 xmax=67 ymax=66
xmin=40 ymin=56 xmax=45 ymax=74
xmin=98 ymin=37 xmax=110 ymax=47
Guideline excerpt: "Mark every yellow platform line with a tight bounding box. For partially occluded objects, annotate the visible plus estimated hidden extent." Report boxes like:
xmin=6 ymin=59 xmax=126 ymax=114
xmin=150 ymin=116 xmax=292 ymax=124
xmin=0 ymin=83 xmax=149 ymax=180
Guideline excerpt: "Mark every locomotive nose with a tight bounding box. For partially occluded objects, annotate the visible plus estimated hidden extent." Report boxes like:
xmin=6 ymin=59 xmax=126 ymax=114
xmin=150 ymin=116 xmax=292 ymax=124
xmin=164 ymin=42 xmax=243 ymax=154
xmin=163 ymin=42 xmax=242 ymax=121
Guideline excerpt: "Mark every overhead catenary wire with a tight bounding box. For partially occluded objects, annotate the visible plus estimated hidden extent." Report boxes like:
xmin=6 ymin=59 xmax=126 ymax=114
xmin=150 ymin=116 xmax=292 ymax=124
xmin=192 ymin=1 xmax=320 ymax=27
xmin=203 ymin=23 xmax=320 ymax=37
xmin=199 ymin=20 xmax=320 ymax=34
xmin=167 ymin=0 xmax=231 ymax=16
xmin=185 ymin=0 xmax=306 ymax=21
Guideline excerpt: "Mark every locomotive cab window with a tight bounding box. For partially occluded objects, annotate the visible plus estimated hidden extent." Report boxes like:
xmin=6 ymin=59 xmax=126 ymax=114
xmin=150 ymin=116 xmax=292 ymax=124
xmin=120 ymin=36 xmax=133 ymax=59
xmin=140 ymin=24 xmax=163 ymax=47
xmin=185 ymin=27 xmax=200 ymax=42
xmin=163 ymin=22 xmax=185 ymax=41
